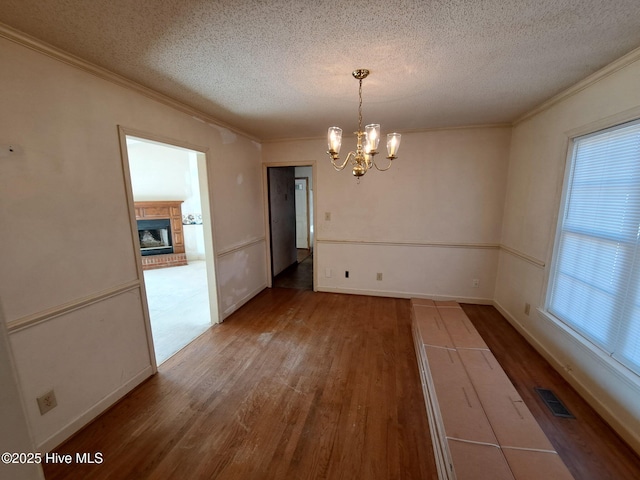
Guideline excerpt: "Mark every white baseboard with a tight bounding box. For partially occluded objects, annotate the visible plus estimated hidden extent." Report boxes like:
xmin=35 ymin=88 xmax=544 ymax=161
xmin=493 ymin=300 xmax=640 ymax=454
xmin=37 ymin=365 xmax=154 ymax=452
xmin=317 ymin=285 xmax=493 ymax=305
xmin=221 ymin=283 xmax=267 ymax=320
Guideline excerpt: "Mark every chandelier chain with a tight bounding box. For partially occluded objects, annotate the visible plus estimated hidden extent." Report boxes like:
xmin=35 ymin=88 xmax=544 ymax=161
xmin=358 ymin=78 xmax=363 ymax=133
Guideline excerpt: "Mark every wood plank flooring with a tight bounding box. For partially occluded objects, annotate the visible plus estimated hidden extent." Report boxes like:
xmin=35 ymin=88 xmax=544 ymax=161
xmin=42 ymin=291 xmax=640 ymax=479
xmin=272 ymin=254 xmax=313 ymax=290
xmin=43 ymin=289 xmax=436 ymax=479
xmin=461 ymin=303 xmax=640 ymax=480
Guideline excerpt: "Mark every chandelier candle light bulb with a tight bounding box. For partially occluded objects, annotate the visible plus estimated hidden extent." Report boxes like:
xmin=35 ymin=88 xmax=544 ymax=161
xmin=365 ymin=124 xmax=380 ymax=152
xmin=327 ymin=69 xmax=401 ymax=178
xmin=328 ymin=126 xmax=342 ymax=155
xmin=387 ymin=133 xmax=401 ymax=158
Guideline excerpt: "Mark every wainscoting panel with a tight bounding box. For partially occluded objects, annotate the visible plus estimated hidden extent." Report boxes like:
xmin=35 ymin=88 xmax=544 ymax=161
xmin=8 ymin=288 xmax=153 ymax=450
xmin=316 ymin=240 xmax=499 ymax=303
xmin=216 ymin=238 xmax=268 ymax=319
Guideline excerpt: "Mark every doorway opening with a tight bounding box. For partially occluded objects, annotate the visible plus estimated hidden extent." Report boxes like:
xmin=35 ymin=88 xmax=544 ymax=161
xmin=266 ymin=165 xmax=315 ymax=290
xmin=122 ymin=133 xmax=219 ymax=365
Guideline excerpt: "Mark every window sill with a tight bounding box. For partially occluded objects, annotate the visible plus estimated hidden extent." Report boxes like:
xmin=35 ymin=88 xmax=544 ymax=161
xmin=536 ymin=307 xmax=640 ymax=390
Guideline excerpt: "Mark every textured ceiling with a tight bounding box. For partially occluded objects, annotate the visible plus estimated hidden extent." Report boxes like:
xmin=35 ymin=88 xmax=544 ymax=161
xmin=2 ymin=0 xmax=640 ymax=141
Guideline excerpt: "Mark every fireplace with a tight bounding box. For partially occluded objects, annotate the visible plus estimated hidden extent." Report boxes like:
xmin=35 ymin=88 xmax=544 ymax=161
xmin=134 ymin=201 xmax=187 ymax=270
xmin=137 ymin=219 xmax=173 ymax=256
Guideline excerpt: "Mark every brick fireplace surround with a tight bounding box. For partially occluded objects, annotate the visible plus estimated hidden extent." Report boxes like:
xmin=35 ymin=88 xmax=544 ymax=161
xmin=135 ymin=201 xmax=187 ymax=270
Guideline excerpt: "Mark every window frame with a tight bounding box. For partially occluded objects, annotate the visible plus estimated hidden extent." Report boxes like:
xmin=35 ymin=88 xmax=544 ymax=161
xmin=545 ymin=117 xmax=640 ymax=378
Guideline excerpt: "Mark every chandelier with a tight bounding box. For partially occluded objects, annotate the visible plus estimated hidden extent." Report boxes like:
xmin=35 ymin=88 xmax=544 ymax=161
xmin=327 ymin=69 xmax=401 ymax=179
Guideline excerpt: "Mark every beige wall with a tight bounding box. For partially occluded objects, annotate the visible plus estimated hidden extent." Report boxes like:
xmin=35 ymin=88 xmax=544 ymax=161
xmin=0 ymin=34 xmax=266 ymax=450
xmin=495 ymin=50 xmax=640 ymax=451
xmin=263 ymin=126 xmax=511 ymax=301
xmin=3 ymin=20 xmax=640 ymax=458
xmin=127 ymin=140 xmax=194 ymax=202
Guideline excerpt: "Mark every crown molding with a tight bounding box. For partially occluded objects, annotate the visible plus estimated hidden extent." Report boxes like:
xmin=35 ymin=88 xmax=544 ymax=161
xmin=0 ymin=22 xmax=260 ymax=143
xmin=515 ymin=45 xmax=640 ymax=125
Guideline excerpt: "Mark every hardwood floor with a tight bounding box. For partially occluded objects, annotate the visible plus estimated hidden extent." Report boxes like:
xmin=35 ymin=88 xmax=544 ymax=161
xmin=461 ymin=303 xmax=640 ymax=480
xmin=42 ymin=292 xmax=640 ymax=479
xmin=272 ymin=254 xmax=313 ymax=290
xmin=43 ymin=289 xmax=436 ymax=479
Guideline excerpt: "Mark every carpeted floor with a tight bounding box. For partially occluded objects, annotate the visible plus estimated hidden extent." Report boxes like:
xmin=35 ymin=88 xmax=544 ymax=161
xmin=143 ymin=260 xmax=212 ymax=364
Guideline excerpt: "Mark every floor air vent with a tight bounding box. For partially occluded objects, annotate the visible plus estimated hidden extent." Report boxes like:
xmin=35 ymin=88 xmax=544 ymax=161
xmin=534 ymin=387 xmax=575 ymax=418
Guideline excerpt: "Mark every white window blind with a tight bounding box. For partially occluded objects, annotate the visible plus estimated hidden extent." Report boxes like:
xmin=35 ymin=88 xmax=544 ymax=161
xmin=548 ymin=119 xmax=640 ymax=375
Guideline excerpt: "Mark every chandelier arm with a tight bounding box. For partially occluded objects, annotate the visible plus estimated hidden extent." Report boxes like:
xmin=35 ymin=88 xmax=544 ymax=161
xmin=330 ymin=156 xmax=349 ymax=171
xmin=330 ymin=151 xmax=356 ymax=171
xmin=372 ymin=156 xmax=394 ymax=171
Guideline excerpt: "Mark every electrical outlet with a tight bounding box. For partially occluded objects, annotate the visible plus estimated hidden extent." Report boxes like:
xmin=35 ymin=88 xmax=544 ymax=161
xmin=472 ymin=279 xmax=480 ymax=288
xmin=524 ymin=303 xmax=531 ymax=316
xmin=376 ymin=273 xmax=383 ymax=281
xmin=325 ymin=212 xmax=331 ymax=221
xmin=325 ymin=268 xmax=332 ymax=278
xmin=37 ymin=390 xmax=57 ymax=415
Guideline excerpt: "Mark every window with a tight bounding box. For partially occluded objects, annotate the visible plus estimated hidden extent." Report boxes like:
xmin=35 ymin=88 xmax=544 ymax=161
xmin=548 ymin=119 xmax=640 ymax=376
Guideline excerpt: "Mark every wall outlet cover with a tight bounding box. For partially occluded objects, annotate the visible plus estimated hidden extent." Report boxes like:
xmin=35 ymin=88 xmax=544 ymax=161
xmin=37 ymin=390 xmax=57 ymax=415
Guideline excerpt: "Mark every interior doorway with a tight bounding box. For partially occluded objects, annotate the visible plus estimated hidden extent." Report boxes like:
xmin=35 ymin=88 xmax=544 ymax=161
xmin=120 ymin=131 xmax=219 ymax=365
xmin=265 ymin=164 xmax=315 ymax=290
